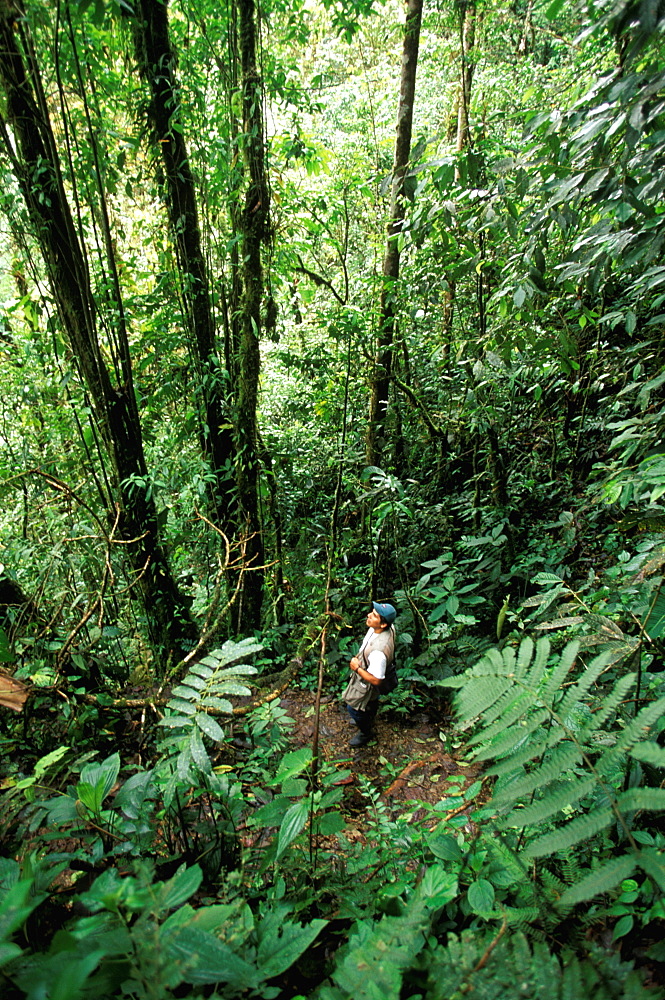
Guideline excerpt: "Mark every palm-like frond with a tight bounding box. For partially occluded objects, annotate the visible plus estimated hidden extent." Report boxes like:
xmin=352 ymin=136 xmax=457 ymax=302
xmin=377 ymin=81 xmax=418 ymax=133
xmin=444 ymin=636 xmax=665 ymax=907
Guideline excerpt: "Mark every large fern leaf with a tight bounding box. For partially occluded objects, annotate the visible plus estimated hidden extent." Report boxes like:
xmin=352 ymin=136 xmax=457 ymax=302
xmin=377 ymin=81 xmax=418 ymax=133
xmin=558 ymin=854 xmax=637 ymax=906
xmin=159 ymin=639 xmax=262 ymax=775
xmin=522 ymin=806 xmax=615 ymax=858
xmin=449 ymin=635 xmax=665 ymax=910
xmin=501 ymin=777 xmax=596 ymax=830
xmin=491 ymin=743 xmax=583 ymax=805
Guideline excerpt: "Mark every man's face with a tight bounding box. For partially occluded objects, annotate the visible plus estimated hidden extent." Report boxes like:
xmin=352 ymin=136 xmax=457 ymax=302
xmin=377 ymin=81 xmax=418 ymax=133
xmin=366 ymin=609 xmax=384 ymax=629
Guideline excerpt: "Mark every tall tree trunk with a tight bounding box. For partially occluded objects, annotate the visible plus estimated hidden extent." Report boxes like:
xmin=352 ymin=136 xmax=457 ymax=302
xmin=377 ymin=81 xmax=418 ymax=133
xmin=367 ymin=0 xmax=423 ymax=468
xmin=518 ymin=0 xmax=535 ymax=56
xmin=234 ymin=0 xmax=270 ymax=630
xmin=0 ymin=1 xmax=196 ymax=658
xmin=133 ymin=0 xmax=236 ymax=533
xmin=456 ymin=0 xmax=476 ymax=164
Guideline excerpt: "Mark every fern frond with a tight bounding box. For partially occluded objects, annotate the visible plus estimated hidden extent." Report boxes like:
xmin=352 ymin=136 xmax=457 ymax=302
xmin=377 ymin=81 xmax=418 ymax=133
xmin=636 ymin=847 xmax=665 ymax=891
xmin=557 ymin=649 xmax=613 ymax=722
xmin=489 ymin=729 xmax=568 ymax=777
xmin=500 ymin=643 xmax=517 ymax=676
xmin=492 ymin=743 xmax=583 ymax=805
xmin=502 ymin=904 xmax=541 ymax=926
xmin=487 ymin=835 xmax=532 ymax=887
xmin=455 ymin=676 xmax=513 ymax=723
xmin=468 ymin=689 xmax=532 ymax=743
xmin=501 ymin=777 xmax=596 ymax=830
xmin=612 ymin=695 xmax=665 ymax=754
xmin=474 ymin=709 xmax=549 ymax=761
xmin=160 ymin=640 xmax=262 ymax=747
xmin=539 ymin=867 xmax=567 ymax=903
xmin=615 ymin=787 xmax=665 ymax=813
xmin=630 ymin=741 xmax=665 ymax=767
xmin=524 ymin=634 xmax=551 ymax=690
xmin=523 ymin=806 xmax=614 ymax=858
xmin=557 ymin=853 xmax=636 ymax=906
xmin=587 ymin=673 xmax=636 ymax=731
xmin=515 ymin=636 xmax=535 ymax=678
xmin=539 ymin=640 xmax=577 ymax=704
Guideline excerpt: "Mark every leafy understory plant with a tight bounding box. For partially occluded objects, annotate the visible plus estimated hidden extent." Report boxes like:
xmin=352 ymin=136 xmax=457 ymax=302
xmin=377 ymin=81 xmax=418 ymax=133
xmin=0 ymin=860 xmax=326 ymax=999
xmin=443 ymin=637 xmax=665 ymax=906
xmin=159 ymin=639 xmax=262 ymax=796
xmin=518 ymin=565 xmax=665 ymax=669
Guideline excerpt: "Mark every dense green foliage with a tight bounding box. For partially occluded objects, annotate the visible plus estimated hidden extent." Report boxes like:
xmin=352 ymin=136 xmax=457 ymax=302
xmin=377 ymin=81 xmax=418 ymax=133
xmin=0 ymin=0 xmax=664 ymax=995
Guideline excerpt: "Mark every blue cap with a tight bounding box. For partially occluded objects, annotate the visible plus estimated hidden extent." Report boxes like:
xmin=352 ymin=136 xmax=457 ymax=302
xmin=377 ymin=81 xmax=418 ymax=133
xmin=372 ymin=601 xmax=396 ymax=624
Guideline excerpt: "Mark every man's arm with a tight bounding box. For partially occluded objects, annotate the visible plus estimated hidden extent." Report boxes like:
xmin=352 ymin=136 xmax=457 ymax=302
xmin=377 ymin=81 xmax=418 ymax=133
xmin=349 ymin=653 xmax=384 ymax=687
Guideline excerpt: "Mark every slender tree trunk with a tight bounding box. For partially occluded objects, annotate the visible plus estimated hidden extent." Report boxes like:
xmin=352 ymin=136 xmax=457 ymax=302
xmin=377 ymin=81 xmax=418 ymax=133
xmin=133 ymin=0 xmax=236 ymax=532
xmin=234 ymin=0 xmax=270 ymax=629
xmin=367 ymin=0 xmax=423 ymax=468
xmin=518 ymin=0 xmax=535 ymax=56
xmin=0 ymin=1 xmax=196 ymax=658
xmin=457 ymin=0 xmax=476 ymax=153
xmin=456 ymin=0 xmax=476 ymax=162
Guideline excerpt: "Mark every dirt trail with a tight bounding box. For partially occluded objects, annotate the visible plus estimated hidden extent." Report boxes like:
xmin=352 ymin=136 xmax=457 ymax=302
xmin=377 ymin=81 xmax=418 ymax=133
xmin=276 ymin=690 xmax=482 ymax=812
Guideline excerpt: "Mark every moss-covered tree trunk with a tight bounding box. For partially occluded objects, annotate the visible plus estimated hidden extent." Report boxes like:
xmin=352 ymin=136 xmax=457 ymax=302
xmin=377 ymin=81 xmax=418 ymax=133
xmin=234 ymin=0 xmax=270 ymax=630
xmin=133 ymin=0 xmax=236 ymax=533
xmin=367 ymin=0 xmax=423 ymax=468
xmin=0 ymin=0 xmax=196 ymax=659
xmin=456 ymin=0 xmax=476 ymax=160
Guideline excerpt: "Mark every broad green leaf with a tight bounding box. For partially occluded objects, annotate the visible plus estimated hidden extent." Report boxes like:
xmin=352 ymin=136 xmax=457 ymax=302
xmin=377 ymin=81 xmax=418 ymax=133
xmin=165 ymin=925 xmax=260 ymax=988
xmin=160 ymin=714 xmax=195 ymax=728
xmin=157 ymin=865 xmax=203 ymax=913
xmin=256 ymin=908 xmax=327 ymax=978
xmin=165 ymin=698 xmax=197 ymax=716
xmin=171 ymin=684 xmax=202 ymax=702
xmin=427 ymin=830 xmax=463 ymax=861
xmin=276 ymin=801 xmax=309 ymax=858
xmin=189 ymin=727 xmax=212 ymax=773
xmin=0 ymin=627 xmax=13 ymax=664
xmin=212 ymin=681 xmax=251 ymax=698
xmin=545 ymin=0 xmax=566 ymax=20
xmin=0 ymin=879 xmax=44 ymax=943
xmin=418 ymin=865 xmax=458 ymax=906
xmin=317 ymin=811 xmax=346 ymax=835
xmin=200 ymin=696 xmax=234 ymax=713
xmin=467 ymin=878 xmax=495 ymax=914
xmin=195 ymin=712 xmax=226 ymax=742
xmin=33 ymin=745 xmax=70 ymax=778
xmin=272 ymin=747 xmax=313 ymax=784
xmin=78 ymin=753 xmax=120 ymax=806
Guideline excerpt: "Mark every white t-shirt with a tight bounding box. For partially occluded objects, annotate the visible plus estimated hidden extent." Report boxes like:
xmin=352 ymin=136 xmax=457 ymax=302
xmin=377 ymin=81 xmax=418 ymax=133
xmin=358 ymin=628 xmax=387 ymax=680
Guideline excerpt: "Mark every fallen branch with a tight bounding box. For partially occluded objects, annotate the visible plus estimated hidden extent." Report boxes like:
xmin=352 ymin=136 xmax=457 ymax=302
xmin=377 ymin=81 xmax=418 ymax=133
xmin=382 ymin=755 xmax=439 ymax=798
xmin=68 ymin=657 xmax=304 ymax=717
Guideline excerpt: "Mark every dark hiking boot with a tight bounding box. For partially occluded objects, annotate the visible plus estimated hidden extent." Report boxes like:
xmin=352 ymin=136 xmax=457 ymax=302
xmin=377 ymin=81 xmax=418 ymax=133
xmin=349 ymin=731 xmax=372 ymax=747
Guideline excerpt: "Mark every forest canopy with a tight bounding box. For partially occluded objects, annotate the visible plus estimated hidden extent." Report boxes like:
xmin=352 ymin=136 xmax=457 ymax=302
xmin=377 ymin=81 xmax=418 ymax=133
xmin=0 ymin=0 xmax=664 ymax=996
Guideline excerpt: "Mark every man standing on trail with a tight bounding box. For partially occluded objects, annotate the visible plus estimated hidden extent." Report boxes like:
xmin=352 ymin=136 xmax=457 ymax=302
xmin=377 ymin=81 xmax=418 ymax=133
xmin=343 ymin=601 xmax=396 ymax=748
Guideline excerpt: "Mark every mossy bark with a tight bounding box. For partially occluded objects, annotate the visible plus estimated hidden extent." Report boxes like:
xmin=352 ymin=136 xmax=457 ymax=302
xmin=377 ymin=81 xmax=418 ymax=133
xmin=134 ymin=0 xmax=236 ymax=532
xmin=234 ymin=0 xmax=270 ymax=630
xmin=367 ymin=0 xmax=423 ymax=468
xmin=0 ymin=2 xmax=196 ymax=659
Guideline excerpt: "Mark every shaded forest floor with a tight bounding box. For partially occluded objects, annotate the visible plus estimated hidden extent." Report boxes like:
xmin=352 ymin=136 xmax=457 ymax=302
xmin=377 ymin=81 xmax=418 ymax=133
xmin=273 ymin=690 xmax=482 ymax=815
